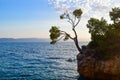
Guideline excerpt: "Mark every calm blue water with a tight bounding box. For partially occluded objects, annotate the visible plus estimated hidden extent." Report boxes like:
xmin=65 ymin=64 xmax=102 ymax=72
xmin=0 ymin=42 xmax=88 ymax=80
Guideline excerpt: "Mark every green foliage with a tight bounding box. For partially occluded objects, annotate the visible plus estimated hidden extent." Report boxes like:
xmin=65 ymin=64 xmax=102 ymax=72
xmin=49 ymin=26 xmax=60 ymax=44
xmin=73 ymin=9 xmax=82 ymax=18
xmin=49 ymin=8 xmax=83 ymax=54
xmin=50 ymin=40 xmax=56 ymax=44
xmin=60 ymin=14 xmax=65 ymax=19
xmin=63 ymin=34 xmax=69 ymax=41
xmin=87 ymin=17 xmax=108 ymax=35
xmin=49 ymin=8 xmax=83 ymax=46
xmin=49 ymin=26 xmax=70 ymax=44
xmin=87 ymin=17 xmax=108 ymax=42
xmin=59 ymin=12 xmax=69 ymax=20
xmin=109 ymin=7 xmax=120 ymax=23
xmin=87 ymin=7 xmax=120 ymax=60
xmin=60 ymin=9 xmax=83 ymax=20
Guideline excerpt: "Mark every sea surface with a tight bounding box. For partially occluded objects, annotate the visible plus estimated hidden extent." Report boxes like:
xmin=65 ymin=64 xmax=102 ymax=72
xmin=0 ymin=42 xmax=88 ymax=80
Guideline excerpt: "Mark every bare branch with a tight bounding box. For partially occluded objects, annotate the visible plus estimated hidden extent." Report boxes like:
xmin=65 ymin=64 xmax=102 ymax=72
xmin=73 ymin=17 xmax=76 ymax=24
xmin=74 ymin=17 xmax=81 ymax=27
xmin=67 ymin=13 xmax=74 ymax=26
xmin=67 ymin=20 xmax=73 ymax=25
xmin=56 ymin=36 xmax=64 ymax=42
xmin=60 ymin=31 xmax=74 ymax=40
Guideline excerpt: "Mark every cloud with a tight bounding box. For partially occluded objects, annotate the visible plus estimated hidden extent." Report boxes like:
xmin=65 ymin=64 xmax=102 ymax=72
xmin=48 ymin=0 xmax=120 ymax=20
xmin=48 ymin=0 xmax=120 ymax=40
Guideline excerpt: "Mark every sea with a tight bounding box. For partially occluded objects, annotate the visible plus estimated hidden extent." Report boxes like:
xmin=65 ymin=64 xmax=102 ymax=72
xmin=0 ymin=42 xmax=88 ymax=80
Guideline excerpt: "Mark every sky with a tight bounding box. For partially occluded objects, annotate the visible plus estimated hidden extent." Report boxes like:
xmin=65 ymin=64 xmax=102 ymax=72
xmin=0 ymin=0 xmax=120 ymax=41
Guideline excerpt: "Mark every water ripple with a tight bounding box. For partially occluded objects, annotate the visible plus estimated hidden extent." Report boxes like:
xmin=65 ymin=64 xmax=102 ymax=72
xmin=0 ymin=42 xmax=88 ymax=80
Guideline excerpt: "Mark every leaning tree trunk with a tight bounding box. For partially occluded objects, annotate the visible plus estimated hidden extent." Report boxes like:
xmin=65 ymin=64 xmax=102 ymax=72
xmin=74 ymin=37 xmax=83 ymax=54
xmin=72 ymin=27 xmax=82 ymax=54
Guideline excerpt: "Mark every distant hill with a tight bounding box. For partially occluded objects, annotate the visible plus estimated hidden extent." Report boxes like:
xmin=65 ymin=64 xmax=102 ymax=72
xmin=0 ymin=38 xmax=50 ymax=42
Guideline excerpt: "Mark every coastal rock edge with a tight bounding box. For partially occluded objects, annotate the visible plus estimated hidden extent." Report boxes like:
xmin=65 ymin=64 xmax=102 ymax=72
xmin=77 ymin=47 xmax=120 ymax=80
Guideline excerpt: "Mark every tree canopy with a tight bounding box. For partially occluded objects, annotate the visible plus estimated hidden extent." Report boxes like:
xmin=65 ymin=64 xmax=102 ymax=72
xmin=87 ymin=7 xmax=120 ymax=60
xmin=87 ymin=17 xmax=108 ymax=41
xmin=110 ymin=7 xmax=120 ymax=24
xmin=49 ymin=9 xmax=83 ymax=54
xmin=49 ymin=7 xmax=120 ymax=60
xmin=49 ymin=26 xmax=70 ymax=44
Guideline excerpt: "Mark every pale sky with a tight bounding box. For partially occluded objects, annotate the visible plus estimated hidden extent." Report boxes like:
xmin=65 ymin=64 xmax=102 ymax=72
xmin=0 ymin=0 xmax=120 ymax=41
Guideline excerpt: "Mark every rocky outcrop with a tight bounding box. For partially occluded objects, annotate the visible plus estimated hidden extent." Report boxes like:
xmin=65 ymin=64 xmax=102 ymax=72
xmin=77 ymin=46 xmax=120 ymax=80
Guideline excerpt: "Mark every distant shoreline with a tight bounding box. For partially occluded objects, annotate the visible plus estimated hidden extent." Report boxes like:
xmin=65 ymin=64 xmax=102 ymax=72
xmin=0 ymin=38 xmax=89 ymax=42
xmin=0 ymin=38 xmax=50 ymax=42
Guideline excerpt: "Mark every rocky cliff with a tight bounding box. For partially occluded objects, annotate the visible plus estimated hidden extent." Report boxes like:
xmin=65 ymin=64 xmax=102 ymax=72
xmin=77 ymin=46 xmax=120 ymax=80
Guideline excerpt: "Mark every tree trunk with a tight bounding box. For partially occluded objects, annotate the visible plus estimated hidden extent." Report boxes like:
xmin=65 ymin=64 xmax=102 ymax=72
xmin=74 ymin=37 xmax=83 ymax=54
xmin=72 ymin=27 xmax=82 ymax=54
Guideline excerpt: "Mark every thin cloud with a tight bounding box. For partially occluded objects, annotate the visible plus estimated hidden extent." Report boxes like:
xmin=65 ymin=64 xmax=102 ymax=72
xmin=48 ymin=0 xmax=120 ymax=40
xmin=48 ymin=0 xmax=120 ymax=20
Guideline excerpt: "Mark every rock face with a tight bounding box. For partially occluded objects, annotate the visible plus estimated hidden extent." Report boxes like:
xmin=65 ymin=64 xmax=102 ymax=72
xmin=77 ymin=46 xmax=120 ymax=80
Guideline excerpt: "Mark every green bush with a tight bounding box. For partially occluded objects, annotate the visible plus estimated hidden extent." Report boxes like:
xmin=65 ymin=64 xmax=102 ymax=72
xmin=87 ymin=7 xmax=120 ymax=60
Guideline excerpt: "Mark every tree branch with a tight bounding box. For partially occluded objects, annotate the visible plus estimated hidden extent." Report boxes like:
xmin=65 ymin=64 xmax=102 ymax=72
xmin=56 ymin=36 xmax=64 ymax=41
xmin=72 ymin=28 xmax=77 ymax=38
xmin=72 ymin=24 xmax=83 ymax=54
xmin=67 ymin=20 xmax=73 ymax=25
xmin=74 ymin=17 xmax=81 ymax=27
xmin=73 ymin=17 xmax=76 ymax=25
xmin=60 ymin=31 xmax=74 ymax=40
xmin=67 ymin=14 xmax=74 ymax=26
